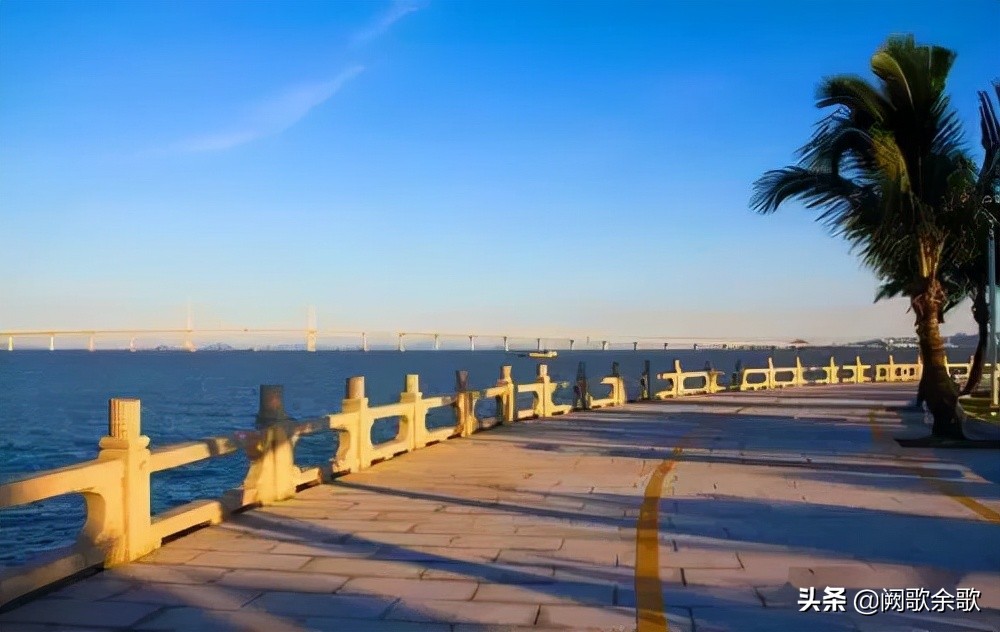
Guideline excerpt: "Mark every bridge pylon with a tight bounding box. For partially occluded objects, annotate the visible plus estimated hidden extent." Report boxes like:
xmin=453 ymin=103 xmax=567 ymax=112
xmin=182 ymin=301 xmax=196 ymax=352
xmin=306 ymin=307 xmax=317 ymax=352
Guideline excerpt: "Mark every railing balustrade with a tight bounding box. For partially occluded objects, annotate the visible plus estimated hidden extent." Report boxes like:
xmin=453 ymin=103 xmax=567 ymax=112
xmin=0 ymin=352 xmax=983 ymax=607
xmin=0 ymin=363 xmax=589 ymax=607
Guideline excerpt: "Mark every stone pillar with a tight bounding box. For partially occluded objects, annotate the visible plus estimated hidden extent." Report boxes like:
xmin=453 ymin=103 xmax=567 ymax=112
xmin=575 ymin=362 xmax=589 ymax=409
xmin=97 ymin=398 xmax=154 ymax=565
xmin=335 ymin=377 xmax=366 ymax=472
xmin=497 ymin=365 xmax=515 ymax=423
xmin=641 ymin=359 xmax=651 ymax=400
xmin=534 ymin=364 xmax=551 ymax=417
xmin=503 ymin=336 xmax=509 ymax=352
xmin=455 ymin=370 xmax=478 ymax=437
xmin=672 ymin=360 xmax=684 ymax=397
xmin=248 ymin=385 xmax=297 ymax=504
xmin=827 ymin=356 xmax=840 ymax=385
xmin=794 ymin=357 xmax=804 ymax=386
xmin=610 ymin=362 xmax=625 ymax=404
xmin=400 ymin=374 xmax=420 ymax=450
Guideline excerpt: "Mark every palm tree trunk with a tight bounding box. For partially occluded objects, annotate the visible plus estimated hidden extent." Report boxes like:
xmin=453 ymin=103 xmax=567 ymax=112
xmin=915 ymin=349 xmax=928 ymax=407
xmin=961 ymin=285 xmax=989 ymax=395
xmin=912 ymin=275 xmax=965 ymax=439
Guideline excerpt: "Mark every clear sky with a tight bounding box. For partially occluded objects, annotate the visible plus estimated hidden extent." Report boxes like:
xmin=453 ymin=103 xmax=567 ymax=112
xmin=1 ymin=0 xmax=996 ymax=343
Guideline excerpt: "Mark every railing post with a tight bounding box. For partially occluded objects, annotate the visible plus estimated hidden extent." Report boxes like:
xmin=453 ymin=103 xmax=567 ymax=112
xmin=704 ymin=360 xmax=723 ymax=393
xmin=497 ymin=365 xmax=516 ymax=423
xmin=535 ymin=364 xmax=551 ymax=417
xmin=732 ymin=359 xmax=743 ymax=391
xmin=97 ymin=398 xmax=154 ymax=565
xmin=610 ymin=361 xmax=626 ymax=405
xmin=766 ymin=357 xmax=776 ymax=389
xmin=244 ymin=385 xmax=298 ymax=505
xmin=335 ymin=376 xmax=366 ymax=472
xmin=672 ymin=360 xmax=683 ymax=397
xmin=455 ymin=370 xmax=478 ymax=437
xmin=640 ymin=359 xmax=651 ymax=401
xmin=400 ymin=374 xmax=421 ymax=449
xmin=887 ymin=354 xmax=896 ymax=382
xmin=794 ymin=357 xmax=804 ymax=386
xmin=575 ymin=362 xmax=590 ymax=410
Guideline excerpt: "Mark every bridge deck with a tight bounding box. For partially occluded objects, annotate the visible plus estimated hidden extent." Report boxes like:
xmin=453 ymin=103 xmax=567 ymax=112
xmin=2 ymin=383 xmax=998 ymax=631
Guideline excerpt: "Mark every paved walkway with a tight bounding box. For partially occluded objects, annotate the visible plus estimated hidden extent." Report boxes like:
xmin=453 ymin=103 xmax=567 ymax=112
xmin=2 ymin=383 xmax=999 ymax=631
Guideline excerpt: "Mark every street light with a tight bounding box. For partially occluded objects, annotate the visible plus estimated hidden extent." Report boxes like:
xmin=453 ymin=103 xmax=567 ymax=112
xmin=990 ymin=223 xmax=999 ymax=407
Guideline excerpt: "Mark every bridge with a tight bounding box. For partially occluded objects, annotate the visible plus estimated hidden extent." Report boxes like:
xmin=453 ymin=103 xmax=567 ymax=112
xmin=0 ymin=308 xmax=829 ymax=352
xmin=0 ymin=327 xmax=802 ymax=353
xmin=1 ymin=356 xmax=998 ymax=631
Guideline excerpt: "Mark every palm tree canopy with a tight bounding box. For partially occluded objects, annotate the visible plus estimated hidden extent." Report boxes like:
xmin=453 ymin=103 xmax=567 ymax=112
xmin=751 ymin=35 xmax=975 ymax=293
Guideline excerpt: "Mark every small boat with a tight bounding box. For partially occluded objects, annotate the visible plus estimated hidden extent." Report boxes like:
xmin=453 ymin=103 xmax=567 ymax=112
xmin=528 ymin=350 xmax=558 ymax=359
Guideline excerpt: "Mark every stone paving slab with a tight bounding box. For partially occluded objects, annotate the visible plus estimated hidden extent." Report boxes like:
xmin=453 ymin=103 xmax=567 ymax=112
xmin=2 ymin=383 xmax=999 ymax=631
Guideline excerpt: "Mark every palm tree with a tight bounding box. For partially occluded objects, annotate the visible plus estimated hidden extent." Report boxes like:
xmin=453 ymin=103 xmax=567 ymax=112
xmin=751 ymin=35 xmax=976 ymax=438
xmin=869 ymin=86 xmax=999 ymax=397
xmin=957 ymin=87 xmax=1000 ymax=394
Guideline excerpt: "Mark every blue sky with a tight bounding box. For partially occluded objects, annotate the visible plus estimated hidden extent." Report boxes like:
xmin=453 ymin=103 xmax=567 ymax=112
xmin=1 ymin=0 xmax=996 ymax=343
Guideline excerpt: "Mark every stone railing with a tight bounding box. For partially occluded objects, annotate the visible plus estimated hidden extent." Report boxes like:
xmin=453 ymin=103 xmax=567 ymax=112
xmin=0 ymin=362 xmax=594 ymax=608
xmin=572 ymin=361 xmax=628 ymax=409
xmin=0 ymin=352 xmax=981 ymax=607
xmin=649 ymin=360 xmax=726 ymax=399
xmin=731 ymin=354 xmax=924 ymax=391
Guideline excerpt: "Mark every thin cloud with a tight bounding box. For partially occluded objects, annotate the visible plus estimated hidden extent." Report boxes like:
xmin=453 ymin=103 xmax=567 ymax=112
xmin=172 ymin=65 xmax=365 ymax=153
xmin=351 ymin=0 xmax=424 ymax=47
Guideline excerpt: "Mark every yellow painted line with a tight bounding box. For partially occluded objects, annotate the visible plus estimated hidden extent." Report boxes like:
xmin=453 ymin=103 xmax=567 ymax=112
xmin=635 ymin=445 xmax=683 ymax=632
xmin=915 ymin=469 xmax=1000 ymax=523
xmin=867 ymin=409 xmax=1000 ymax=524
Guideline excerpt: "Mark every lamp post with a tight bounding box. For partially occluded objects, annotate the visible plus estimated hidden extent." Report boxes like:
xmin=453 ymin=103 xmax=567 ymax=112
xmin=990 ymin=224 xmax=999 ymax=407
